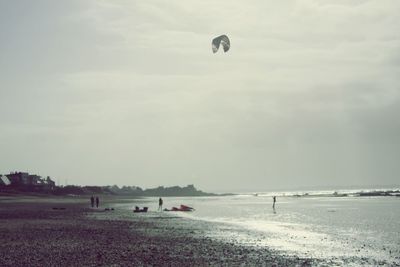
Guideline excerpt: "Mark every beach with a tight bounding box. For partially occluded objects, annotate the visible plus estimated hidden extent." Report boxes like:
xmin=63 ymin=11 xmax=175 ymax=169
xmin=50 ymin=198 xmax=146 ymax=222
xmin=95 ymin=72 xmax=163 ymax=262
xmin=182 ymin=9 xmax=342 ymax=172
xmin=0 ymin=196 xmax=315 ymax=267
xmin=161 ymin=193 xmax=400 ymax=266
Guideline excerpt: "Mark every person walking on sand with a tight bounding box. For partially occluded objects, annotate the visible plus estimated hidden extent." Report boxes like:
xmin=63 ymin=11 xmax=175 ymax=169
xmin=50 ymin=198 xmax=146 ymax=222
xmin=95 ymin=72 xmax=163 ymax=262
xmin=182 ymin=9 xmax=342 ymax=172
xmin=158 ymin=197 xmax=163 ymax=211
xmin=272 ymin=196 xmax=276 ymax=209
xmin=96 ymin=196 xmax=99 ymax=208
xmin=90 ymin=195 xmax=95 ymax=208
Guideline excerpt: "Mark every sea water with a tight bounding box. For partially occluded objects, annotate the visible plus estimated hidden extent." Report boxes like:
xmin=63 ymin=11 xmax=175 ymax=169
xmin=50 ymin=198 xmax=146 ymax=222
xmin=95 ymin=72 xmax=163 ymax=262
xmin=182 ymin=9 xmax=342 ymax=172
xmin=122 ymin=190 xmax=400 ymax=265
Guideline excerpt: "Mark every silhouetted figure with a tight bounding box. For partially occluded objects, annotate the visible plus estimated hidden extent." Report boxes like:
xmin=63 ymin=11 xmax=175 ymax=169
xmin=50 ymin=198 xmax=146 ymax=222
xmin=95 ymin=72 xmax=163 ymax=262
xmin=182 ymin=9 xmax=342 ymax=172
xmin=90 ymin=196 xmax=94 ymax=208
xmin=96 ymin=196 xmax=99 ymax=208
xmin=272 ymin=196 xmax=276 ymax=209
xmin=158 ymin=197 xmax=163 ymax=211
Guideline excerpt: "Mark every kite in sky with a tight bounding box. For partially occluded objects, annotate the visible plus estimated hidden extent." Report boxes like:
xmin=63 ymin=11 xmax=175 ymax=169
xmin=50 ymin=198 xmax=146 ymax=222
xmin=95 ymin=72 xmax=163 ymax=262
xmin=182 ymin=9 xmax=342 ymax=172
xmin=212 ymin=35 xmax=230 ymax=53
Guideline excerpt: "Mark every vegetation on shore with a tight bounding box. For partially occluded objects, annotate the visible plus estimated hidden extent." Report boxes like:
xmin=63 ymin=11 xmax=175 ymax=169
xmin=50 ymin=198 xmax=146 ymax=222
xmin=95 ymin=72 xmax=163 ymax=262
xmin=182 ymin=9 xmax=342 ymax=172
xmin=0 ymin=183 xmax=224 ymax=197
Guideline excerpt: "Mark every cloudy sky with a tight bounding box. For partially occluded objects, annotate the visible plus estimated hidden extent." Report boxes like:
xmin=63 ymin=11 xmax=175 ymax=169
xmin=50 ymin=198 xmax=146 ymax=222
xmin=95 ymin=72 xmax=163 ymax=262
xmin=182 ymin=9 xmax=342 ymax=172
xmin=1 ymin=0 xmax=399 ymax=192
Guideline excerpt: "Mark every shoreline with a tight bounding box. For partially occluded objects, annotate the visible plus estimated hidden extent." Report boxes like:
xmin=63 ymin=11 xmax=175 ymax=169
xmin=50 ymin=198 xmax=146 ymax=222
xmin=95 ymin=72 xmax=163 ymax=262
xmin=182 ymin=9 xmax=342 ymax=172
xmin=0 ymin=196 xmax=316 ymax=266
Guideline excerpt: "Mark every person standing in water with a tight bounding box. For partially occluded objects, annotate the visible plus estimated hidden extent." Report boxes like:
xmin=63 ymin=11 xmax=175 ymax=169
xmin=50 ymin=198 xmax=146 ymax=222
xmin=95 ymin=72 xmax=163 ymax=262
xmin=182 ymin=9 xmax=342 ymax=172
xmin=96 ymin=196 xmax=99 ymax=208
xmin=158 ymin=197 xmax=163 ymax=211
xmin=272 ymin=196 xmax=276 ymax=209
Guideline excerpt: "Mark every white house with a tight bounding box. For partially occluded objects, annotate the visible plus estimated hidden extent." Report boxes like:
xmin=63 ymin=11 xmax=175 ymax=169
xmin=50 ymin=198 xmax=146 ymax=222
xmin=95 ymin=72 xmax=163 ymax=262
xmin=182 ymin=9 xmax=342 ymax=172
xmin=0 ymin=175 xmax=11 ymax=186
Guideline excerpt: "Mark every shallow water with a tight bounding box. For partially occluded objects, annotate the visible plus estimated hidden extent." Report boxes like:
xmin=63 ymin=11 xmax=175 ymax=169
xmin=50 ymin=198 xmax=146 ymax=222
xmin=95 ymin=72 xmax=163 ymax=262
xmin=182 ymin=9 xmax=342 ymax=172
xmin=118 ymin=192 xmax=400 ymax=265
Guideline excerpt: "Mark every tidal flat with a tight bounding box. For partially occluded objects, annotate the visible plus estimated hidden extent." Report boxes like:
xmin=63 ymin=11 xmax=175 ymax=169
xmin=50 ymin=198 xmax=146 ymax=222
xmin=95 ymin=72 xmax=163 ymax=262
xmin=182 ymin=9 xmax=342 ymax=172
xmin=0 ymin=196 xmax=314 ymax=266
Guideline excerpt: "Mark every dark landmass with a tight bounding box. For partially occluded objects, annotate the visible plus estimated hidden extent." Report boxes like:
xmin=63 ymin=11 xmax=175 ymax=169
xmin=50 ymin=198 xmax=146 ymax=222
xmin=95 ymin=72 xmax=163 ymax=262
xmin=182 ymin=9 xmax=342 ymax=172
xmin=355 ymin=190 xmax=400 ymax=197
xmin=0 ymin=197 xmax=315 ymax=266
xmin=105 ymin=184 xmax=224 ymax=197
xmin=1 ymin=171 xmax=229 ymax=197
xmin=0 ymin=183 xmax=226 ymax=197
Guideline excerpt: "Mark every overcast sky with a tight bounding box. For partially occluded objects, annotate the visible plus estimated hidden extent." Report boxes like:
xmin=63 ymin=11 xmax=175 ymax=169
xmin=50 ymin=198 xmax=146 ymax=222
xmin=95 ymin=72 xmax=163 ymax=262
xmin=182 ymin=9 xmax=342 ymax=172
xmin=1 ymin=0 xmax=399 ymax=192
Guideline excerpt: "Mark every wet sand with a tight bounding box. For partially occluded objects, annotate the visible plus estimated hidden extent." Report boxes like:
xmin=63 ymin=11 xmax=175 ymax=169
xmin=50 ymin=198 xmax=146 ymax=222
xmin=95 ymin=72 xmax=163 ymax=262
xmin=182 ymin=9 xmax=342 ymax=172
xmin=0 ymin=196 xmax=316 ymax=266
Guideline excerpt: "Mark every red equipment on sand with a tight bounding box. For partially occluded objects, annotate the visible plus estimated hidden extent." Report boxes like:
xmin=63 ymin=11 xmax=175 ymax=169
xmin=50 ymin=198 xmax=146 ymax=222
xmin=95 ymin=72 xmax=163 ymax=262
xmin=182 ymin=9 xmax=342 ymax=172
xmin=166 ymin=205 xmax=194 ymax=212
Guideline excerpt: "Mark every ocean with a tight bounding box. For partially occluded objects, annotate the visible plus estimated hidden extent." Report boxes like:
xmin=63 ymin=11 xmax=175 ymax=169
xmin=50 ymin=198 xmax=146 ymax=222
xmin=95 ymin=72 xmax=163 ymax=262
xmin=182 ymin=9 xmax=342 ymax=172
xmin=117 ymin=189 xmax=400 ymax=265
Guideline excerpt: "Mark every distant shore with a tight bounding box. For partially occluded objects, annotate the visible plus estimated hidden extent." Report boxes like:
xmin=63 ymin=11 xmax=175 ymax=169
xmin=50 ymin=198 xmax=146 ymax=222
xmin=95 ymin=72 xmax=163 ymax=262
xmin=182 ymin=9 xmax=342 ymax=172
xmin=0 ymin=196 xmax=315 ymax=266
xmin=0 ymin=181 xmax=231 ymax=197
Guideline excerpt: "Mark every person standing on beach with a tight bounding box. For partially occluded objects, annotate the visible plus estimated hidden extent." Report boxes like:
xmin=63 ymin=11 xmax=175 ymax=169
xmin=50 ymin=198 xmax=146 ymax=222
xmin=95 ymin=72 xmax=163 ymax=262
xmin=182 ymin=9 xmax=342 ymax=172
xmin=96 ymin=196 xmax=99 ymax=208
xmin=158 ymin=197 xmax=163 ymax=211
xmin=90 ymin=196 xmax=94 ymax=208
xmin=272 ymin=196 xmax=276 ymax=209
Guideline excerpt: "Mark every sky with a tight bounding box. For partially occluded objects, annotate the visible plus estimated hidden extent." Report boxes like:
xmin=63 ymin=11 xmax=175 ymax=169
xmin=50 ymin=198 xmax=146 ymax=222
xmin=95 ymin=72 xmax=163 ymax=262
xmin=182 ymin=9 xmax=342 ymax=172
xmin=0 ymin=0 xmax=399 ymax=192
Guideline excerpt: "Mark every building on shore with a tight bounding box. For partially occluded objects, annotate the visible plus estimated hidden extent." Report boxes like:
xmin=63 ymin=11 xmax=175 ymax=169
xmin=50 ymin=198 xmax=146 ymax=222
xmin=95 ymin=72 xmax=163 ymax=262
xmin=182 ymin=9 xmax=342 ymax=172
xmin=2 ymin=172 xmax=56 ymax=190
xmin=0 ymin=175 xmax=11 ymax=186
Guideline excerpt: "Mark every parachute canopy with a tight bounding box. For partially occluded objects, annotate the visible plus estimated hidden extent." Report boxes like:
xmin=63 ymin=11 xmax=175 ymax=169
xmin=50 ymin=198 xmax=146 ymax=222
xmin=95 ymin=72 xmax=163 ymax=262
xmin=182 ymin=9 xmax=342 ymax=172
xmin=212 ymin=35 xmax=230 ymax=53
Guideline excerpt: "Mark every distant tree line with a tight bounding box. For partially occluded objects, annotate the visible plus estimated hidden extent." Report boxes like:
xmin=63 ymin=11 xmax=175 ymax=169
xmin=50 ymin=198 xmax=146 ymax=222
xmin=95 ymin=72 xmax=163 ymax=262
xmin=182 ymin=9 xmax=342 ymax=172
xmin=52 ymin=184 xmax=216 ymax=197
xmin=1 ymin=172 xmax=223 ymax=196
